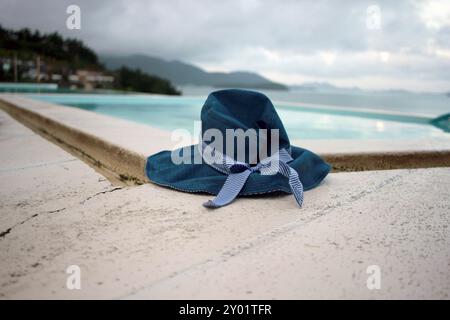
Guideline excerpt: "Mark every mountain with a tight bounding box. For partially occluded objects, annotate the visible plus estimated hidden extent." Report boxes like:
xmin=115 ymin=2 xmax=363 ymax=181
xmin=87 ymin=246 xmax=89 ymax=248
xmin=100 ymin=54 xmax=288 ymax=90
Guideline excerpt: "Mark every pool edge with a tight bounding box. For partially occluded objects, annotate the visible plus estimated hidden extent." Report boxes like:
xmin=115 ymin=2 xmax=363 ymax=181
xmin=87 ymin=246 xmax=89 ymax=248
xmin=0 ymin=95 xmax=148 ymax=185
xmin=1 ymin=94 xmax=449 ymax=180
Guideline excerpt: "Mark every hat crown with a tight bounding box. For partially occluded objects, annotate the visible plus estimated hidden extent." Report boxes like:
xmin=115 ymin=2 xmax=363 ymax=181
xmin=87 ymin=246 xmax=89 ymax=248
xmin=201 ymin=89 xmax=290 ymax=162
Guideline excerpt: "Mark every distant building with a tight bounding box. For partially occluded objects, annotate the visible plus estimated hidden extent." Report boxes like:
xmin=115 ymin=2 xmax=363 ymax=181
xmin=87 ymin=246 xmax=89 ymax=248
xmin=75 ymin=70 xmax=114 ymax=90
xmin=1 ymin=55 xmax=114 ymax=90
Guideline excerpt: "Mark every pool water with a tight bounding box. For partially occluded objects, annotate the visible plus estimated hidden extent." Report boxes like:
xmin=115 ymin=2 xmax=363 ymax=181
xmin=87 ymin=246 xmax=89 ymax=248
xmin=29 ymin=93 xmax=450 ymax=140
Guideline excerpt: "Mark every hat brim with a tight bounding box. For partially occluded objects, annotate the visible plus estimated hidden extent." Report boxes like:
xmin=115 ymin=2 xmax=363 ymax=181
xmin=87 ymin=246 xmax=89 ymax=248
xmin=146 ymin=145 xmax=331 ymax=196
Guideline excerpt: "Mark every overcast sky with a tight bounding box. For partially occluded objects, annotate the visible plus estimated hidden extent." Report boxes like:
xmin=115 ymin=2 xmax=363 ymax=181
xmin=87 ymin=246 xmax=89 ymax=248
xmin=1 ymin=0 xmax=450 ymax=92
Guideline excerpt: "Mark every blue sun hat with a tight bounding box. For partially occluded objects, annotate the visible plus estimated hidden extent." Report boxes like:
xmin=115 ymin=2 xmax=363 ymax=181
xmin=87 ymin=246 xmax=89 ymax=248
xmin=146 ymin=89 xmax=331 ymax=208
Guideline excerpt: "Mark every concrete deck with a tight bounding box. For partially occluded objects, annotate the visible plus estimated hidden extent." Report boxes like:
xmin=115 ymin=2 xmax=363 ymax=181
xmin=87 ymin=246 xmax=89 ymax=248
xmin=1 ymin=109 xmax=449 ymax=299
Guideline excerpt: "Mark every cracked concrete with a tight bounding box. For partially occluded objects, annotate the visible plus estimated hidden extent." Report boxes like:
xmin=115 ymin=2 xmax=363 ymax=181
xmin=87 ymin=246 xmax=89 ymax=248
xmin=80 ymin=187 xmax=123 ymax=205
xmin=0 ymin=109 xmax=449 ymax=299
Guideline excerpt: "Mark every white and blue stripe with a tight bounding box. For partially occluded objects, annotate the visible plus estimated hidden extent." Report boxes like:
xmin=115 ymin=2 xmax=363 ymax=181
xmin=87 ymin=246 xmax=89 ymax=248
xmin=201 ymin=143 xmax=304 ymax=208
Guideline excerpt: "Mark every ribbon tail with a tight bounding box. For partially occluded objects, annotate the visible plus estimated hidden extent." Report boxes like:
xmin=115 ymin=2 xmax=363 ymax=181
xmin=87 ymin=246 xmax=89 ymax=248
xmin=287 ymin=166 xmax=304 ymax=207
xmin=203 ymin=170 xmax=251 ymax=208
xmin=277 ymin=161 xmax=304 ymax=207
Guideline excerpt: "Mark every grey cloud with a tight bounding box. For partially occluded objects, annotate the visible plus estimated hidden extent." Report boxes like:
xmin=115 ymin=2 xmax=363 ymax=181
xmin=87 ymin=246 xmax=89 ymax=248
xmin=0 ymin=0 xmax=449 ymax=91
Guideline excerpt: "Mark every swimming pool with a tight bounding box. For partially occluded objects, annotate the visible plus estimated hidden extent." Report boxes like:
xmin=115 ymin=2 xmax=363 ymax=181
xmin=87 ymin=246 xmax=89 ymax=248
xmin=29 ymin=93 xmax=450 ymax=140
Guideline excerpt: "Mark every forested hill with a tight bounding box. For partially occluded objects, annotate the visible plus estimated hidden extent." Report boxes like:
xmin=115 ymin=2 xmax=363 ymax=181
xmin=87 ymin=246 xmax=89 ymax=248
xmin=0 ymin=25 xmax=101 ymax=69
xmin=0 ymin=25 xmax=180 ymax=95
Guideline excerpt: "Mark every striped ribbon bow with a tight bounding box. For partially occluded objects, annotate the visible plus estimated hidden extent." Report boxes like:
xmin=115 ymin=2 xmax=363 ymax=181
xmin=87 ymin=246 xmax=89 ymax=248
xmin=201 ymin=143 xmax=304 ymax=208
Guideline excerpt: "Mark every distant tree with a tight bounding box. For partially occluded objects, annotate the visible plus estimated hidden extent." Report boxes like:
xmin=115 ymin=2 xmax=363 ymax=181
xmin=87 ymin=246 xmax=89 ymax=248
xmin=113 ymin=66 xmax=181 ymax=95
xmin=0 ymin=24 xmax=101 ymax=69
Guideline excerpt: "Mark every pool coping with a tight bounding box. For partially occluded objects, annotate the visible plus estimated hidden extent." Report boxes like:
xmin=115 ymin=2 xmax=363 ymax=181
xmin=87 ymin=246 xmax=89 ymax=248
xmin=0 ymin=95 xmax=151 ymax=184
xmin=1 ymin=93 xmax=449 ymax=184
